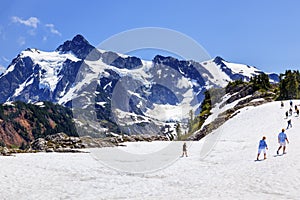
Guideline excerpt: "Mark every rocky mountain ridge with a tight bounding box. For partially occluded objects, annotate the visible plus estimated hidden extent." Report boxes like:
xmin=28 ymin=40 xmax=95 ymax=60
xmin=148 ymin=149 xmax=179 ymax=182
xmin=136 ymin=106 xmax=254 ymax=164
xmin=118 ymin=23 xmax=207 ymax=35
xmin=0 ymin=34 xmax=280 ymax=137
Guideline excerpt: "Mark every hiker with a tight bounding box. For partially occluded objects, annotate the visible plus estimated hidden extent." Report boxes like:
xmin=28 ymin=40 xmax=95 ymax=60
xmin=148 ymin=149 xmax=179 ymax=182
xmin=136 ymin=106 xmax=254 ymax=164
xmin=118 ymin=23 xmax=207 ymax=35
xmin=281 ymin=101 xmax=284 ymax=108
xmin=277 ymin=129 xmax=289 ymax=155
xmin=285 ymin=111 xmax=289 ymax=118
xmin=287 ymin=119 xmax=292 ymax=129
xmin=297 ymin=108 xmax=299 ymax=117
xmin=295 ymin=105 xmax=297 ymax=111
xmin=289 ymin=108 xmax=293 ymax=116
xmin=290 ymin=100 xmax=293 ymax=107
xmin=182 ymin=142 xmax=188 ymax=157
xmin=257 ymin=136 xmax=268 ymax=160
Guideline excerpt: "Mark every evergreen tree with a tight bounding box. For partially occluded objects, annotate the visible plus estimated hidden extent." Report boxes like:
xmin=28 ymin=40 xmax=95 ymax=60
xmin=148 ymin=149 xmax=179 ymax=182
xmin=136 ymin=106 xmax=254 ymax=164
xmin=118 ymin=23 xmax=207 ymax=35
xmin=250 ymin=73 xmax=270 ymax=91
xmin=176 ymin=123 xmax=182 ymax=140
xmin=279 ymin=70 xmax=300 ymax=100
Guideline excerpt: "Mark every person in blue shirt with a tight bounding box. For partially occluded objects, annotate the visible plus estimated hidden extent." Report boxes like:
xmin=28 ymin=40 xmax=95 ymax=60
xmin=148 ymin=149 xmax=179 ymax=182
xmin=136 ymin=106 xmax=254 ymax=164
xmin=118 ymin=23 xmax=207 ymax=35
xmin=257 ymin=136 xmax=268 ymax=160
xmin=277 ymin=128 xmax=289 ymax=155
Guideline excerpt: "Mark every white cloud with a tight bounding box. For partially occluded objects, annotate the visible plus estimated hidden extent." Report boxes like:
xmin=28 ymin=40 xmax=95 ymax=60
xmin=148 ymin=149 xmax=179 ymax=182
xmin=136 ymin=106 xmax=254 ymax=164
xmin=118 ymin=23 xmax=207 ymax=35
xmin=2 ymin=56 xmax=9 ymax=63
xmin=45 ymin=24 xmax=61 ymax=36
xmin=11 ymin=16 xmax=40 ymax=28
xmin=17 ymin=37 xmax=26 ymax=46
xmin=0 ymin=64 xmax=6 ymax=74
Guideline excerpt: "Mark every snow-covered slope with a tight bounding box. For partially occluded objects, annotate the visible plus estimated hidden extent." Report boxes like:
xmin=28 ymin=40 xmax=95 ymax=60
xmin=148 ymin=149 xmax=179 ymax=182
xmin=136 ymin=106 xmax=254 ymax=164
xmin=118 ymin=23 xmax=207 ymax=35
xmin=1 ymin=100 xmax=299 ymax=199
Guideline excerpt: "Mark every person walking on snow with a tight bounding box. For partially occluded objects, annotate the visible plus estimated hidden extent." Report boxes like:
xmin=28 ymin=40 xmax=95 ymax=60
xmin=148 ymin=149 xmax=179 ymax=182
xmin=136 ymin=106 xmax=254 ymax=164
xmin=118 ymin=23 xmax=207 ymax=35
xmin=182 ymin=142 xmax=188 ymax=157
xmin=285 ymin=111 xmax=289 ymax=119
xmin=277 ymin=129 xmax=289 ymax=155
xmin=287 ymin=119 xmax=292 ymax=129
xmin=289 ymin=108 xmax=293 ymax=116
xmin=290 ymin=100 xmax=293 ymax=107
xmin=257 ymin=136 xmax=268 ymax=160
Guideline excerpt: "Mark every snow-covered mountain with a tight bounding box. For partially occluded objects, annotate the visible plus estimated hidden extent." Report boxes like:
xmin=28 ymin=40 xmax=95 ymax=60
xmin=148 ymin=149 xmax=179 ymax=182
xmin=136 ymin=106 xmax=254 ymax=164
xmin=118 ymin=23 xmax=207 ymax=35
xmin=0 ymin=35 xmax=279 ymax=135
xmin=201 ymin=56 xmax=279 ymax=85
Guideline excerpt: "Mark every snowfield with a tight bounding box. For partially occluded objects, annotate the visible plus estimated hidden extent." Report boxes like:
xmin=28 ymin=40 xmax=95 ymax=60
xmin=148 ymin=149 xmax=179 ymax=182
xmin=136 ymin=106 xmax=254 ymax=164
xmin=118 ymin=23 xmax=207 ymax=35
xmin=1 ymin=100 xmax=300 ymax=199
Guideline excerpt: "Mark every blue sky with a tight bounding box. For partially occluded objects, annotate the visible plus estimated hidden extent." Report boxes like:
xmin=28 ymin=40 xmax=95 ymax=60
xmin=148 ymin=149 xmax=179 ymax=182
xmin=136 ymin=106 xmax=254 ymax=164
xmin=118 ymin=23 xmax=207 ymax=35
xmin=0 ymin=0 xmax=300 ymax=73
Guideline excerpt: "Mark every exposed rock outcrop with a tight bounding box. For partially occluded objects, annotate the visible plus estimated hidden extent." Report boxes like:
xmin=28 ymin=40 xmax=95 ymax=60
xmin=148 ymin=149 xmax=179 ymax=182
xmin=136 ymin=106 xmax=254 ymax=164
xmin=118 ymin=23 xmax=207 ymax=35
xmin=0 ymin=147 xmax=11 ymax=156
xmin=31 ymin=132 xmax=86 ymax=152
xmin=116 ymin=134 xmax=169 ymax=143
xmin=28 ymin=133 xmax=169 ymax=153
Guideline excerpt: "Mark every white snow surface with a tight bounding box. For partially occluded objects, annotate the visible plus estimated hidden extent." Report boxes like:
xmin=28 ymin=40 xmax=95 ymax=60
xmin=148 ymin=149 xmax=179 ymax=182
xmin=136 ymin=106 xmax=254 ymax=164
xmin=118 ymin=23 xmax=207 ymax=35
xmin=1 ymin=100 xmax=300 ymax=199
xmin=200 ymin=59 xmax=231 ymax=87
xmin=223 ymin=60 xmax=259 ymax=78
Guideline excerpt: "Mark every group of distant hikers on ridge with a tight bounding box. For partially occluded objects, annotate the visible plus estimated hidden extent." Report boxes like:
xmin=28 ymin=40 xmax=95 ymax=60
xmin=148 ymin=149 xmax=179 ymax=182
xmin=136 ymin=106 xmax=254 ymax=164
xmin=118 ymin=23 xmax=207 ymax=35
xmin=256 ymin=100 xmax=297 ymax=161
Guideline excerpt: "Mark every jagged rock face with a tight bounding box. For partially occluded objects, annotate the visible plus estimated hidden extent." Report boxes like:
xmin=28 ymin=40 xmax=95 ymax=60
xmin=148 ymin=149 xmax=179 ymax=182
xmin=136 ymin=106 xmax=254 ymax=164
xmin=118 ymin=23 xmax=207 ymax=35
xmin=153 ymin=55 xmax=206 ymax=86
xmin=0 ymin=56 xmax=35 ymax=102
xmin=108 ymin=53 xmax=142 ymax=69
xmin=56 ymin=34 xmax=100 ymax=60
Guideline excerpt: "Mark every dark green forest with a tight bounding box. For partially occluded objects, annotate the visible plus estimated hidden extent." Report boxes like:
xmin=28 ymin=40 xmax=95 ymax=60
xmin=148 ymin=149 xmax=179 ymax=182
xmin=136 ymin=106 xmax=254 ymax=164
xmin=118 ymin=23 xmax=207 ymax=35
xmin=278 ymin=70 xmax=300 ymax=100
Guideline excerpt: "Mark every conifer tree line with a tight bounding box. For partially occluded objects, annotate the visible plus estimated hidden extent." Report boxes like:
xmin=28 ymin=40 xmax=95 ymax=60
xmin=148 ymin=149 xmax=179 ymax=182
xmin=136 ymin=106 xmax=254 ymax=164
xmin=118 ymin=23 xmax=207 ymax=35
xmin=278 ymin=70 xmax=300 ymax=100
xmin=249 ymin=73 xmax=271 ymax=90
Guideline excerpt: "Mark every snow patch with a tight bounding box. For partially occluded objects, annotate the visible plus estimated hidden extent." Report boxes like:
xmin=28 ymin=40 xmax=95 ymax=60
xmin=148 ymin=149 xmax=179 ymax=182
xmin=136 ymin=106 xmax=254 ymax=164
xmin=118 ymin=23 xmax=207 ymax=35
xmin=96 ymin=102 xmax=107 ymax=107
xmin=11 ymin=76 xmax=35 ymax=98
xmin=2 ymin=101 xmax=15 ymax=107
xmin=200 ymin=59 xmax=231 ymax=87
xmin=176 ymin=77 xmax=190 ymax=89
xmin=223 ymin=60 xmax=258 ymax=77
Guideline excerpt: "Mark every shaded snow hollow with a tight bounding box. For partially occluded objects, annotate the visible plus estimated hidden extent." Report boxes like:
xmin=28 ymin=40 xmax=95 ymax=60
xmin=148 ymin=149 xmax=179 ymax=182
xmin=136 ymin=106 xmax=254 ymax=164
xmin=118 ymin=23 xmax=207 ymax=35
xmin=1 ymin=100 xmax=300 ymax=199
